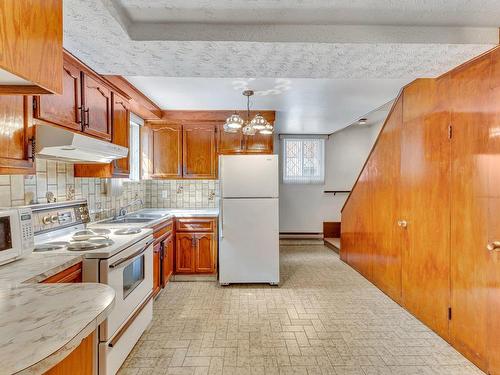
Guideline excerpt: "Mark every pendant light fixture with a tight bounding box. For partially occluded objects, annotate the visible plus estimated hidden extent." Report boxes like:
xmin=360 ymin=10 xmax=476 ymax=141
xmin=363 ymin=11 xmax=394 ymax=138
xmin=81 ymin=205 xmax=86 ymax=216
xmin=224 ymin=90 xmax=274 ymax=135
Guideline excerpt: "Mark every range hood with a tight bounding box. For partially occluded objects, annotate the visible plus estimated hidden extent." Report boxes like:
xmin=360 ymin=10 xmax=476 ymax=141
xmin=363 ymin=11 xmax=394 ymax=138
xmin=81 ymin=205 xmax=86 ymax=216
xmin=35 ymin=124 xmax=128 ymax=163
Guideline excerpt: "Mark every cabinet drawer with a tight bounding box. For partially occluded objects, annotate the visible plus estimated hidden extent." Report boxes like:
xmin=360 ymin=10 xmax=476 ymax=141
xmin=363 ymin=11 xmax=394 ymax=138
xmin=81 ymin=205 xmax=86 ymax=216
xmin=153 ymin=220 xmax=173 ymax=241
xmin=176 ymin=218 xmax=215 ymax=232
xmin=41 ymin=263 xmax=82 ymax=283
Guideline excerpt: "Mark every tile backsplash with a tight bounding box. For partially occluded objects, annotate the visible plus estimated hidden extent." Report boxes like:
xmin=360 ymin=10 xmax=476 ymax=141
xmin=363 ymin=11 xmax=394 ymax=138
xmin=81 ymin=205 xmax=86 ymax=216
xmin=0 ymin=160 xmax=218 ymax=221
xmin=145 ymin=180 xmax=219 ymax=209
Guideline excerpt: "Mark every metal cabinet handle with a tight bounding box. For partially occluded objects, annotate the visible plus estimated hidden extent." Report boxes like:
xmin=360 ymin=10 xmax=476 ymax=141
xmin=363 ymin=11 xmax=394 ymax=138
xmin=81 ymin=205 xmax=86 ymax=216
xmin=487 ymin=241 xmax=500 ymax=252
xmin=397 ymin=220 xmax=408 ymax=228
xmin=84 ymin=108 xmax=90 ymax=127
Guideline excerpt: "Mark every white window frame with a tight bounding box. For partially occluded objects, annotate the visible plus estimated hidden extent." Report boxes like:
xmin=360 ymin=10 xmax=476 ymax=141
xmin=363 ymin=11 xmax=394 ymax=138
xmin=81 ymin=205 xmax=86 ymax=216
xmin=129 ymin=113 xmax=143 ymax=181
xmin=281 ymin=135 xmax=326 ymax=184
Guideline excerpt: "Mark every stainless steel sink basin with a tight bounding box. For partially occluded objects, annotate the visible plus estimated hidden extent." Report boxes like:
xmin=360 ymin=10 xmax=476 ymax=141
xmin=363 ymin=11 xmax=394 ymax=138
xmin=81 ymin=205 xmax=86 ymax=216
xmin=125 ymin=213 xmax=165 ymax=219
xmin=100 ymin=217 xmax=152 ymax=224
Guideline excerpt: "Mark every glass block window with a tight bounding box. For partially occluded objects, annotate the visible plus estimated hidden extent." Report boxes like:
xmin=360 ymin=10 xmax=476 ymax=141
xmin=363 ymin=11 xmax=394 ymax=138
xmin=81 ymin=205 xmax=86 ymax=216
xmin=282 ymin=137 xmax=325 ymax=184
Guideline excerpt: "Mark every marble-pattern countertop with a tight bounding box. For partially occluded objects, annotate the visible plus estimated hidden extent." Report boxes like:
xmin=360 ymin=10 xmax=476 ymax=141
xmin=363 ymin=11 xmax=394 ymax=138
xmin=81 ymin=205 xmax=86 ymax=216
xmin=0 ymin=254 xmax=115 ymax=374
xmin=0 ymin=283 xmax=114 ymax=375
xmin=0 ymin=253 xmax=83 ymax=286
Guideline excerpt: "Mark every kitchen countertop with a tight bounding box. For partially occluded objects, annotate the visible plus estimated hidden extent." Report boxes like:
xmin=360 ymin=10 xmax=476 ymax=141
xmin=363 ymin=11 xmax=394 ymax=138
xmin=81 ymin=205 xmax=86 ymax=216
xmin=0 ymin=254 xmax=115 ymax=374
xmin=0 ymin=253 xmax=83 ymax=286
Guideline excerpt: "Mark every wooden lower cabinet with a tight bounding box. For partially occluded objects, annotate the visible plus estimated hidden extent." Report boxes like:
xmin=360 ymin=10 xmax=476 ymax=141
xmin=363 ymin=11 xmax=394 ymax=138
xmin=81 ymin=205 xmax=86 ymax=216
xmin=162 ymin=234 xmax=174 ymax=287
xmin=41 ymin=263 xmax=82 ymax=283
xmin=153 ymin=242 xmax=161 ymax=297
xmin=43 ymin=332 xmax=94 ymax=375
xmin=175 ymin=233 xmax=196 ymax=273
xmin=175 ymin=231 xmax=216 ymax=274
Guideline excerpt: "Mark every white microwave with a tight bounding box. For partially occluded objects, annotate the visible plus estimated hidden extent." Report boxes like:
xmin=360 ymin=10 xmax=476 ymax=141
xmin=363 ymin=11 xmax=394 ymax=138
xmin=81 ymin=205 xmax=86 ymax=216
xmin=0 ymin=207 xmax=34 ymax=266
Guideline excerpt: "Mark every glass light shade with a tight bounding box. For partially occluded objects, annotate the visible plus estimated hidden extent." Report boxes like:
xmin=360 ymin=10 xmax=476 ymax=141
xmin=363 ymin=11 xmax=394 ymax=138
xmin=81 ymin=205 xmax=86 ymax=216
xmin=223 ymin=122 xmax=239 ymax=133
xmin=242 ymin=123 xmax=257 ymax=136
xmin=250 ymin=114 xmax=267 ymax=130
xmin=260 ymin=123 xmax=274 ymax=135
xmin=224 ymin=113 xmax=244 ymax=130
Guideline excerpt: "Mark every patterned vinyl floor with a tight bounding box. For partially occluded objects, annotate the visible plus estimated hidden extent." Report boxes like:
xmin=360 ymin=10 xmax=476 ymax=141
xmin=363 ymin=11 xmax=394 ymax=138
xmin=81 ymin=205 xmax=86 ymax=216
xmin=119 ymin=242 xmax=483 ymax=375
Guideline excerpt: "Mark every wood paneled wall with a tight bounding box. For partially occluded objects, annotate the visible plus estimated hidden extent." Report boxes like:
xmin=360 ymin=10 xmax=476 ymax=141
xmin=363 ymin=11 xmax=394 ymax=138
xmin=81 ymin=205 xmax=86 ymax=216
xmin=341 ymin=46 xmax=500 ymax=375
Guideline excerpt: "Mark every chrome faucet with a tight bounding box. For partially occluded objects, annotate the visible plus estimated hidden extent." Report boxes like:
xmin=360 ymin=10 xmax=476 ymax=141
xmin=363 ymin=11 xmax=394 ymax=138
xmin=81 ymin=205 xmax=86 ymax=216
xmin=117 ymin=198 xmax=143 ymax=217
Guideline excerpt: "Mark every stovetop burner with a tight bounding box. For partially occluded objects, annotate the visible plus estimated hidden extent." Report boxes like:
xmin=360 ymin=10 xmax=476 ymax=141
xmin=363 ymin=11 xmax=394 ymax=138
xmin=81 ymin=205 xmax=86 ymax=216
xmin=33 ymin=241 xmax=70 ymax=252
xmin=114 ymin=227 xmax=142 ymax=235
xmin=66 ymin=238 xmax=114 ymax=251
xmin=72 ymin=228 xmax=112 ymax=241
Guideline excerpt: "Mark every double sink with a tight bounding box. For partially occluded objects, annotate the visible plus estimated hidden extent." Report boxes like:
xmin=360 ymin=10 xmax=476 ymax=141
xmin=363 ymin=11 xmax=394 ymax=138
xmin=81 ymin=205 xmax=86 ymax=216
xmin=100 ymin=209 xmax=170 ymax=225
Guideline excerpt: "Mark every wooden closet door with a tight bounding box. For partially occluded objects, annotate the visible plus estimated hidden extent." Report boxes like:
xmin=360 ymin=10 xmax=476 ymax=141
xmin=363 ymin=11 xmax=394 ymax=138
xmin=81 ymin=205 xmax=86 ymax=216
xmin=369 ymin=97 xmax=403 ymax=302
xmin=449 ymin=51 xmax=500 ymax=373
xmin=400 ymin=78 xmax=451 ymax=339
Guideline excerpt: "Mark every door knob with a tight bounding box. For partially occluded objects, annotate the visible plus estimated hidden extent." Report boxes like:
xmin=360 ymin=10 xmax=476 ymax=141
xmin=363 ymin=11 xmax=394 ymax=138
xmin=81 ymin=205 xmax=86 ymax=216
xmin=397 ymin=220 xmax=408 ymax=228
xmin=487 ymin=241 xmax=500 ymax=251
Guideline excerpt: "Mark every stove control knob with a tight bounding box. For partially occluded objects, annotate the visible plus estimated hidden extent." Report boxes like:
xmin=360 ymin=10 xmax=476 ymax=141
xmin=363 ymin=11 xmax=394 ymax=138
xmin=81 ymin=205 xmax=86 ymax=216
xmin=50 ymin=215 xmax=59 ymax=224
xmin=42 ymin=216 xmax=52 ymax=225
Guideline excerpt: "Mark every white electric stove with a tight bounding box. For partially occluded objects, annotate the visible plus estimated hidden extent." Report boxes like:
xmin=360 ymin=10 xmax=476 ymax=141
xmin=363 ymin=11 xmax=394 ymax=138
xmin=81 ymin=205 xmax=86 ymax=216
xmin=29 ymin=199 xmax=154 ymax=375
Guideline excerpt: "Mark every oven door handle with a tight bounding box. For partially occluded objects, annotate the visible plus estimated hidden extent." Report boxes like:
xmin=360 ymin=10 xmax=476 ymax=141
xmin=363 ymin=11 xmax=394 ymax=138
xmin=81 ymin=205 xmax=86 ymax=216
xmin=109 ymin=240 xmax=152 ymax=269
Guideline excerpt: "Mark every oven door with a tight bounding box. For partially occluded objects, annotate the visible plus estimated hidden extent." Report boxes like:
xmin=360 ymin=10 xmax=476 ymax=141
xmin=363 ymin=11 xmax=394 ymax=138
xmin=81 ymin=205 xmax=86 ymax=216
xmin=99 ymin=236 xmax=153 ymax=341
xmin=0 ymin=211 xmax=21 ymax=265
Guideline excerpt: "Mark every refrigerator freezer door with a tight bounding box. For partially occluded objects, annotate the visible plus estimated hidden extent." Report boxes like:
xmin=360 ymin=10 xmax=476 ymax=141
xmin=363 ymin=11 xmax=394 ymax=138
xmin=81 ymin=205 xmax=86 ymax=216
xmin=219 ymin=198 xmax=279 ymax=284
xmin=220 ymin=155 xmax=278 ymax=198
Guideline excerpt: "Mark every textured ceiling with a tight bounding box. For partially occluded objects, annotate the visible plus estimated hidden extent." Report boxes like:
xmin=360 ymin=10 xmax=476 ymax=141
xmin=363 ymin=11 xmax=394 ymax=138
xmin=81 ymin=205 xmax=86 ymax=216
xmin=118 ymin=0 xmax=500 ymax=27
xmin=64 ymin=0 xmax=496 ymax=78
xmin=63 ymin=0 xmax=498 ymax=133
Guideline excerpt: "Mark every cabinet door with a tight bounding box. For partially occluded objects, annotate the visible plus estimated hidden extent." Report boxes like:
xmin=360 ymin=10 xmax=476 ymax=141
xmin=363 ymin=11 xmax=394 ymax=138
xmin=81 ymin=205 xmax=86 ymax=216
xmin=161 ymin=235 xmax=174 ymax=286
xmin=34 ymin=58 xmax=81 ymax=131
xmin=195 ymin=233 xmax=214 ymax=273
xmin=81 ymin=72 xmax=112 ymax=140
xmin=244 ymin=132 xmax=273 ymax=154
xmin=151 ymin=124 xmax=182 ymax=179
xmin=41 ymin=263 xmax=82 ymax=283
xmin=153 ymin=242 xmax=161 ymax=297
xmin=111 ymin=93 xmax=130 ymax=177
xmin=218 ymin=124 xmax=244 ymax=154
xmin=183 ymin=124 xmax=217 ymax=179
xmin=400 ymin=78 xmax=451 ymax=340
xmin=175 ymin=233 xmax=195 ymax=273
xmin=449 ymin=53 xmax=500 ymax=373
xmin=0 ymin=96 xmax=35 ymax=174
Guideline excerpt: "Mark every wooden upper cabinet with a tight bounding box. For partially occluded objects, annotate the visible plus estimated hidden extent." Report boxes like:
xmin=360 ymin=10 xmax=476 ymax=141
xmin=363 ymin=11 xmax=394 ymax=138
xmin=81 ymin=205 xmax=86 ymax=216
xmin=244 ymin=133 xmax=274 ymax=154
xmin=34 ymin=55 xmax=82 ymax=131
xmin=149 ymin=123 xmax=183 ymax=179
xmin=81 ymin=72 xmax=112 ymax=141
xmin=111 ymin=93 xmax=130 ymax=177
xmin=0 ymin=0 xmax=63 ymax=94
xmin=183 ymin=123 xmax=217 ymax=179
xmin=217 ymin=124 xmax=244 ymax=154
xmin=0 ymin=96 xmax=35 ymax=174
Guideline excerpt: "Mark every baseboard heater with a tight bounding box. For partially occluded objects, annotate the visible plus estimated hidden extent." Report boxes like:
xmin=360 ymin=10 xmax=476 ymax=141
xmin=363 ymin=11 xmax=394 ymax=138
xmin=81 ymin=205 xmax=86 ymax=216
xmin=279 ymin=232 xmax=323 ymax=239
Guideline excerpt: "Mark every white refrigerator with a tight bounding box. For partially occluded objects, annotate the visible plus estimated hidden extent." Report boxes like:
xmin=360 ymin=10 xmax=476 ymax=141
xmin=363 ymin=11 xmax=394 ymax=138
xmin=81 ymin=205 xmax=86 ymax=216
xmin=219 ymin=155 xmax=279 ymax=285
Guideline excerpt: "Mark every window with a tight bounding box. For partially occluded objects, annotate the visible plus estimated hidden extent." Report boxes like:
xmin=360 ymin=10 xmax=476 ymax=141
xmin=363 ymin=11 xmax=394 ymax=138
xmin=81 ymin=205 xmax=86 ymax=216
xmin=282 ymin=137 xmax=325 ymax=184
xmin=129 ymin=114 xmax=142 ymax=181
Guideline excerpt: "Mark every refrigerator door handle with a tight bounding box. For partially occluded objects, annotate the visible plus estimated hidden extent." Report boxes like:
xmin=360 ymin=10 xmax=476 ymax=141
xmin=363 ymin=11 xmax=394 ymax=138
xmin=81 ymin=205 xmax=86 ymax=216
xmin=220 ymin=204 xmax=224 ymax=239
